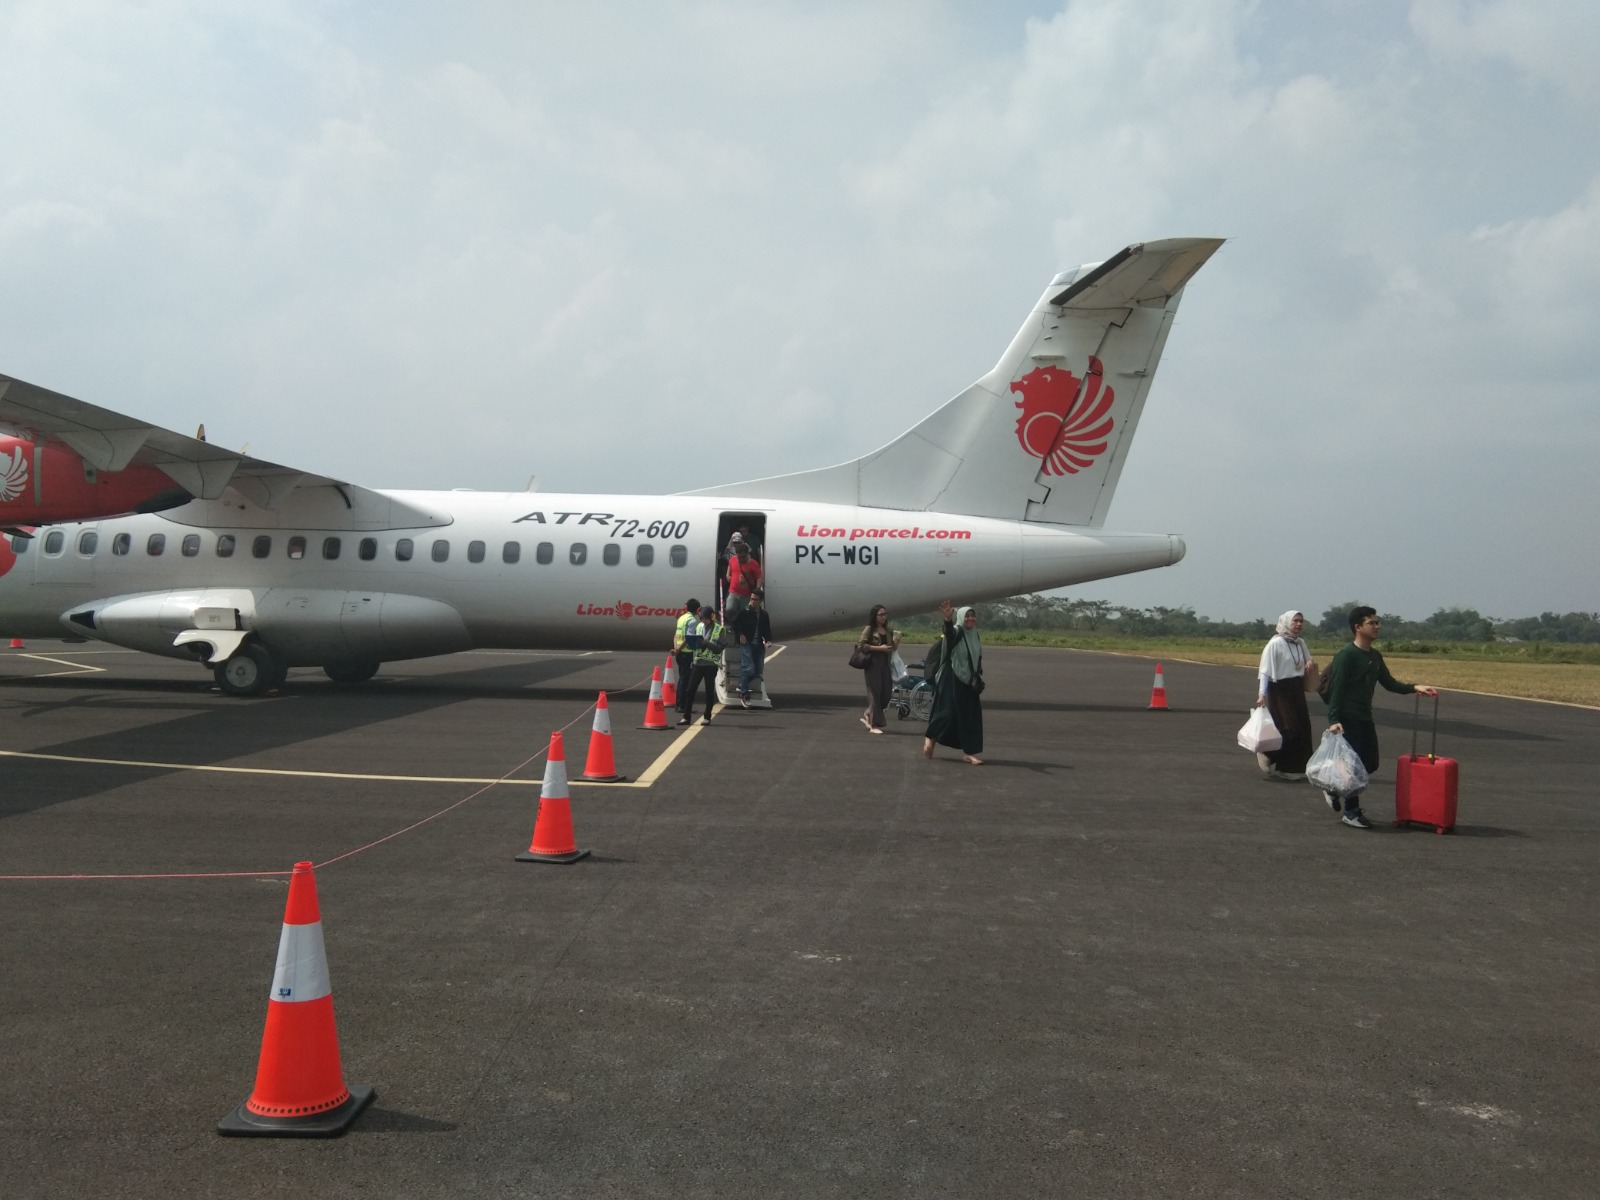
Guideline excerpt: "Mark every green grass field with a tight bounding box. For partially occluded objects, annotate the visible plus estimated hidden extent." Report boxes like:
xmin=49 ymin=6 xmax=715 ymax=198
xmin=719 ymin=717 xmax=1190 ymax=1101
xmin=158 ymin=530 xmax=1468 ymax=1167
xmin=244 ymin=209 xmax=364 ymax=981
xmin=811 ymin=629 xmax=1600 ymax=707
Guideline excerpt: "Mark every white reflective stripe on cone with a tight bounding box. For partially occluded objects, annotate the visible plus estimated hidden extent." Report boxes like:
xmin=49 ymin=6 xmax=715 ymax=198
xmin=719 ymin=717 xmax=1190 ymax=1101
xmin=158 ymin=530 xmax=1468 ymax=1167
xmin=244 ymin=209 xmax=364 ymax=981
xmin=542 ymin=754 xmax=569 ymax=799
xmin=268 ymin=921 xmax=332 ymax=1003
xmin=592 ymin=704 xmax=611 ymax=736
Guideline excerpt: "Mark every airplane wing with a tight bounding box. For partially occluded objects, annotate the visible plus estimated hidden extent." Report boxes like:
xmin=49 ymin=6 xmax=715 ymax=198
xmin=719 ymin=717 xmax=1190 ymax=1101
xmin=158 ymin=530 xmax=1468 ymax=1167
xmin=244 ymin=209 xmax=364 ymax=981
xmin=0 ymin=370 xmax=346 ymax=510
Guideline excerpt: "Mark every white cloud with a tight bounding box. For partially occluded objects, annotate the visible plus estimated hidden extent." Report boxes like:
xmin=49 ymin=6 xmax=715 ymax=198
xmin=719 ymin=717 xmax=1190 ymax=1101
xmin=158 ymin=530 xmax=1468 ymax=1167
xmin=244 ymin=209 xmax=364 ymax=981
xmin=1 ymin=0 xmax=1596 ymax=618
xmin=1410 ymin=0 xmax=1600 ymax=99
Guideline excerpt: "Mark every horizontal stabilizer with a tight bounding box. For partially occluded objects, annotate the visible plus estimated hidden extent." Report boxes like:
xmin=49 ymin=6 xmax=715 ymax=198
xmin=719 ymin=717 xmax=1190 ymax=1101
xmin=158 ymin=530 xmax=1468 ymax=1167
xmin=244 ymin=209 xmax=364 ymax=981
xmin=1050 ymin=237 xmax=1223 ymax=309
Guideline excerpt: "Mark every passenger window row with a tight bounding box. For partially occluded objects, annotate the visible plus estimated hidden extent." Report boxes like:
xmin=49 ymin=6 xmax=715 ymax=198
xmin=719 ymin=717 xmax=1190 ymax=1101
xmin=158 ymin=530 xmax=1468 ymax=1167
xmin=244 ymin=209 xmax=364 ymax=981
xmin=14 ymin=531 xmax=690 ymax=569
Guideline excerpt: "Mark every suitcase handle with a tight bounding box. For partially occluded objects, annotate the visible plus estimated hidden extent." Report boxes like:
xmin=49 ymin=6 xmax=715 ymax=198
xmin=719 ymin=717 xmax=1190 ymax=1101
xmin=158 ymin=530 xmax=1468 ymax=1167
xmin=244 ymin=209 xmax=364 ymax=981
xmin=1411 ymin=691 xmax=1440 ymax=761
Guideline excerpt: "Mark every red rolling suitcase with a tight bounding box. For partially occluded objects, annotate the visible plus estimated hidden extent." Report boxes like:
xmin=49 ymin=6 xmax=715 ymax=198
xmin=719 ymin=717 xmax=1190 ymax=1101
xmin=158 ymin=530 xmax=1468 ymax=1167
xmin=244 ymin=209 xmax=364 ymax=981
xmin=1394 ymin=693 xmax=1459 ymax=833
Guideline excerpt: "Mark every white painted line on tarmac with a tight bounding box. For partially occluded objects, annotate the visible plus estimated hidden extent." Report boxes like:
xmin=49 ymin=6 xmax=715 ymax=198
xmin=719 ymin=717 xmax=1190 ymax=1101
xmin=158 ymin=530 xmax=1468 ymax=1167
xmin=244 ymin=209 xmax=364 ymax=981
xmin=0 ymin=644 xmax=791 ymax=788
xmin=16 ymin=654 xmax=107 ymax=677
xmin=0 ymin=748 xmax=545 ymax=786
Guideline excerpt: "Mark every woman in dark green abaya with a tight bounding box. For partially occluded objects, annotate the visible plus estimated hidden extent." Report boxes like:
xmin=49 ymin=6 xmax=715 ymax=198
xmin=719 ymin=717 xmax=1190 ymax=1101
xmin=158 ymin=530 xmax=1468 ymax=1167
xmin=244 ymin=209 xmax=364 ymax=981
xmin=923 ymin=600 xmax=984 ymax=764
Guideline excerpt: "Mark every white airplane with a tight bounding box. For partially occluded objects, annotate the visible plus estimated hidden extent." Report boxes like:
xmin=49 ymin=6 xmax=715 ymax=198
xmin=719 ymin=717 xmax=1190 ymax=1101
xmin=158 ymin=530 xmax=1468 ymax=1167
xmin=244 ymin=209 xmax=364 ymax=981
xmin=0 ymin=237 xmax=1223 ymax=696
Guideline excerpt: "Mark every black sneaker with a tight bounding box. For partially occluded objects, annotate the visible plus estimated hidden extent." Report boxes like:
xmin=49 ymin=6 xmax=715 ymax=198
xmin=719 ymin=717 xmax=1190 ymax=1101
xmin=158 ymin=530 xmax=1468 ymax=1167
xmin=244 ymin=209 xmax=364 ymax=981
xmin=739 ymin=695 xmax=749 ymax=709
xmin=1323 ymin=790 xmax=1341 ymax=814
xmin=1341 ymin=810 xmax=1373 ymax=830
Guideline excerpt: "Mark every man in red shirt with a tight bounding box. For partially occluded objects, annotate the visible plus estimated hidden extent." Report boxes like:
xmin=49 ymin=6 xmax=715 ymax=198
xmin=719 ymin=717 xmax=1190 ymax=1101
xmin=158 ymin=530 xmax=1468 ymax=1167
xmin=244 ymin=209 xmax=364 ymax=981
xmin=725 ymin=539 xmax=762 ymax=621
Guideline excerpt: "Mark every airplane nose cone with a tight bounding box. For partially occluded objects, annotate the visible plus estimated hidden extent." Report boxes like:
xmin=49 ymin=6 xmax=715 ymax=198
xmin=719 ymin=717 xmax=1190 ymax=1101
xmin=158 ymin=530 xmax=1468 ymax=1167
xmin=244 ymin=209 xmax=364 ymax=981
xmin=1169 ymin=536 xmax=1187 ymax=564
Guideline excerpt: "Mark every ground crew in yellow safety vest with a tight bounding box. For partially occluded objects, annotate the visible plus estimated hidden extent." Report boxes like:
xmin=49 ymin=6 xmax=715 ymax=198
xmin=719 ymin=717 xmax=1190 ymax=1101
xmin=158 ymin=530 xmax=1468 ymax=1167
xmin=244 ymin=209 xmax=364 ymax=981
xmin=680 ymin=605 xmax=725 ymax=726
xmin=673 ymin=598 xmax=701 ymax=718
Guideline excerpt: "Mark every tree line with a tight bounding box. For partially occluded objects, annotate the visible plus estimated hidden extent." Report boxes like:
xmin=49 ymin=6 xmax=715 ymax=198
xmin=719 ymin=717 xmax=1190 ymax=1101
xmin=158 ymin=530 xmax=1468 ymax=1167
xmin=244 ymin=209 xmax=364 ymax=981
xmin=894 ymin=595 xmax=1600 ymax=644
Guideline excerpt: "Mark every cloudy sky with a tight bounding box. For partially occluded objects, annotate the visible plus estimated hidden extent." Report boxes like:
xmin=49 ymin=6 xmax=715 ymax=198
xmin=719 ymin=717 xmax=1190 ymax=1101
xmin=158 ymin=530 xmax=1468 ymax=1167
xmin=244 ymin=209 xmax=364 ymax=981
xmin=2 ymin=0 xmax=1595 ymax=623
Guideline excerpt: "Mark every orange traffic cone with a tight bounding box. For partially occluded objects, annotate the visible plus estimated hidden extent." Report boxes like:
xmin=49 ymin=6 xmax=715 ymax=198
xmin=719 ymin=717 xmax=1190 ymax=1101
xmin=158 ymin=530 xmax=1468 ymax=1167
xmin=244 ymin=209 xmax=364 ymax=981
xmin=1148 ymin=662 xmax=1169 ymax=710
xmin=517 ymin=732 xmax=591 ymax=864
xmin=8 ymin=638 xmax=22 ymax=650
xmin=661 ymin=654 xmax=679 ymax=708
xmin=218 ymin=861 xmax=375 ymax=1137
xmin=580 ymin=691 xmax=627 ymax=783
xmin=640 ymin=666 xmax=669 ymax=730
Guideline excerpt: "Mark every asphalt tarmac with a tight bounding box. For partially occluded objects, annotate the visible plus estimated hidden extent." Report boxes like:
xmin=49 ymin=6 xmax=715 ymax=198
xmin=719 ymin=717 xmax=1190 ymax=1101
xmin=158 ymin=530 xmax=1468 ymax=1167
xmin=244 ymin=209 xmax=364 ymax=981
xmin=1 ymin=641 xmax=1596 ymax=1198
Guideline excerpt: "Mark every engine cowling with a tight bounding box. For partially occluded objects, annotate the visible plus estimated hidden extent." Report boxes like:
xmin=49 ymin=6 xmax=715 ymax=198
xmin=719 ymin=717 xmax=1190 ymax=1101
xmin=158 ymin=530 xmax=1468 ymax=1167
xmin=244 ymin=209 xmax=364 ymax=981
xmin=60 ymin=587 xmax=472 ymax=665
xmin=0 ymin=437 xmax=192 ymax=525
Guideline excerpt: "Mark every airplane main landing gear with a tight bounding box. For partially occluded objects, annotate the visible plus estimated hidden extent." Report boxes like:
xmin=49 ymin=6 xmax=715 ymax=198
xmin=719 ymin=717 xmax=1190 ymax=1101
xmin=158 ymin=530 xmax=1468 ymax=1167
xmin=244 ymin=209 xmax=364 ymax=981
xmin=214 ymin=643 xmax=287 ymax=697
xmin=323 ymin=660 xmax=381 ymax=684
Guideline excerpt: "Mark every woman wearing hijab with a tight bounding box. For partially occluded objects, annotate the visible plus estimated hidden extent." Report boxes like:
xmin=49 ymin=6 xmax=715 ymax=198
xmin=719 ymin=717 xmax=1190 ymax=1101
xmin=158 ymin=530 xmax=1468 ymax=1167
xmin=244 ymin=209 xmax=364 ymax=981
xmin=923 ymin=600 xmax=984 ymax=764
xmin=1254 ymin=610 xmax=1315 ymax=780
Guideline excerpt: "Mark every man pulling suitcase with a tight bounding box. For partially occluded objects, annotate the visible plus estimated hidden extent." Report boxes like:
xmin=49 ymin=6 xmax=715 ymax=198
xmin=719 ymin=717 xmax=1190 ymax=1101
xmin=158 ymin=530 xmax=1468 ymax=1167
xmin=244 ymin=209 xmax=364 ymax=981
xmin=1323 ymin=605 xmax=1438 ymax=829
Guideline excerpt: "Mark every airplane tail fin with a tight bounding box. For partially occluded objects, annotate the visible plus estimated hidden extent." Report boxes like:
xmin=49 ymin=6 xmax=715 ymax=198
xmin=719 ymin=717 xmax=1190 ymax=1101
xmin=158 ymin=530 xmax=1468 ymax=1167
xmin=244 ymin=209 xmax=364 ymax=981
xmin=687 ymin=237 xmax=1223 ymax=527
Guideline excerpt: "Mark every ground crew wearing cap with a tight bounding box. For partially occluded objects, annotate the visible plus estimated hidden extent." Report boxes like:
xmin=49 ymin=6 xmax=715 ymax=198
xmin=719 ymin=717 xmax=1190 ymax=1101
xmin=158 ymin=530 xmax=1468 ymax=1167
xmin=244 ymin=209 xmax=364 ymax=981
xmin=681 ymin=606 xmax=725 ymax=726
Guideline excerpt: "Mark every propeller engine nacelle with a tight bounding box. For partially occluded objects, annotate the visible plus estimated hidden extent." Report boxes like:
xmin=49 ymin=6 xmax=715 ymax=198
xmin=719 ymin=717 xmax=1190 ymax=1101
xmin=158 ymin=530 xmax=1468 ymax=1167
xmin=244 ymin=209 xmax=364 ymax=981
xmin=60 ymin=587 xmax=472 ymax=666
xmin=0 ymin=436 xmax=192 ymax=526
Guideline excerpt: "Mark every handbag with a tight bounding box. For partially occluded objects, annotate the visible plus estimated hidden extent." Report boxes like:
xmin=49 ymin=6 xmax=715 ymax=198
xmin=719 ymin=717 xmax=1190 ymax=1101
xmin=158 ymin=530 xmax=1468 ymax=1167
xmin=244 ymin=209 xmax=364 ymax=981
xmin=848 ymin=645 xmax=870 ymax=670
xmin=1237 ymin=708 xmax=1282 ymax=753
xmin=1302 ymin=661 xmax=1321 ymax=694
xmin=972 ymin=669 xmax=985 ymax=695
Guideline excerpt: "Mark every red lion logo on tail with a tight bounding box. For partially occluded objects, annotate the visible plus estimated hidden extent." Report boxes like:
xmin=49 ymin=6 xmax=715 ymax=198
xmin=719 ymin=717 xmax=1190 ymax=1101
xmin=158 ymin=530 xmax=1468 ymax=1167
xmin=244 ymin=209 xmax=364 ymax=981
xmin=1010 ymin=357 xmax=1114 ymax=476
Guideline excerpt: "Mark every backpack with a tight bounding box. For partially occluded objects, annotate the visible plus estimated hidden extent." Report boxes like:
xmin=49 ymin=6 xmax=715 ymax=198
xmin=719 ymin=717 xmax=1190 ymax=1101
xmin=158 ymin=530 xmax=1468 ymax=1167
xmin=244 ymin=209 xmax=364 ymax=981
xmin=923 ymin=637 xmax=943 ymax=682
xmin=1316 ymin=657 xmax=1336 ymax=703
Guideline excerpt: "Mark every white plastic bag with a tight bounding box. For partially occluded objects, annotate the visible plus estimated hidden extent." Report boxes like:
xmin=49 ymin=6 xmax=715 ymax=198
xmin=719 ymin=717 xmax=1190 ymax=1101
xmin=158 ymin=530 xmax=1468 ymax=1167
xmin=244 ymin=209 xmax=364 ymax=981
xmin=1237 ymin=708 xmax=1282 ymax=753
xmin=1306 ymin=730 xmax=1369 ymax=797
xmin=889 ymin=651 xmax=908 ymax=681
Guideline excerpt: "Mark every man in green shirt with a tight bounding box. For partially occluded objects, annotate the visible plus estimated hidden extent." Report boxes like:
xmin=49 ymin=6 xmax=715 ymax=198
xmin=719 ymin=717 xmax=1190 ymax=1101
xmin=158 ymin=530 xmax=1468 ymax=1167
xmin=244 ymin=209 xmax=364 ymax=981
xmin=1324 ymin=605 xmax=1437 ymax=829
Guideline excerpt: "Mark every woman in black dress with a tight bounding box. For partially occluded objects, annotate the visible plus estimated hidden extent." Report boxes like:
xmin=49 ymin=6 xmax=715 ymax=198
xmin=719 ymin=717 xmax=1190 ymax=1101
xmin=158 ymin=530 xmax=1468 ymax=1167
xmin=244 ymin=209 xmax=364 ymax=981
xmin=923 ymin=600 xmax=984 ymax=764
xmin=857 ymin=604 xmax=900 ymax=734
xmin=1254 ymin=609 xmax=1314 ymax=779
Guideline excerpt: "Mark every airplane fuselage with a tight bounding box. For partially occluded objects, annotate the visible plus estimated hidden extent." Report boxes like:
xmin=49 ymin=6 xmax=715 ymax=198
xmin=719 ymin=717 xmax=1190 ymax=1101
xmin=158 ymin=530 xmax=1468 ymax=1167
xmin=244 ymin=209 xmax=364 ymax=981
xmin=0 ymin=490 xmax=1183 ymax=663
xmin=0 ymin=237 xmax=1220 ymax=692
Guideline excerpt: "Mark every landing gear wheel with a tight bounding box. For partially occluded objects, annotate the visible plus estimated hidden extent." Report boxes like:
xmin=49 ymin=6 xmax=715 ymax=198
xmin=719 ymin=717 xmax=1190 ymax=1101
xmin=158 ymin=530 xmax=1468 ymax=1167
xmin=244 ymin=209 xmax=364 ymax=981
xmin=214 ymin=643 xmax=284 ymax=697
xmin=323 ymin=660 xmax=381 ymax=685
